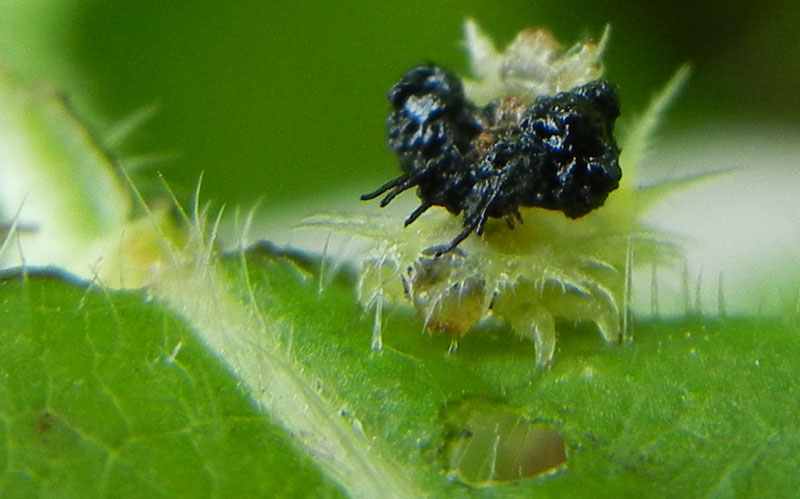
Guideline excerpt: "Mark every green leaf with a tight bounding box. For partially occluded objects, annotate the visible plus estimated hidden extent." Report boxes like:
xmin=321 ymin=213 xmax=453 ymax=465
xmin=224 ymin=247 xmax=800 ymax=496
xmin=0 ymin=269 xmax=344 ymax=498
xmin=1 ymin=242 xmax=799 ymax=496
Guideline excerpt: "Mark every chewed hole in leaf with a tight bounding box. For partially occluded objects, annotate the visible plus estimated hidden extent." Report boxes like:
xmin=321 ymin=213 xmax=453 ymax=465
xmin=443 ymin=402 xmax=567 ymax=485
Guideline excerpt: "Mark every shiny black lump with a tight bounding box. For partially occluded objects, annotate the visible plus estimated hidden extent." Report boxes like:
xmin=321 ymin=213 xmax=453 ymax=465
xmin=361 ymin=64 xmax=482 ymax=224
xmin=361 ymin=63 xmax=622 ymax=254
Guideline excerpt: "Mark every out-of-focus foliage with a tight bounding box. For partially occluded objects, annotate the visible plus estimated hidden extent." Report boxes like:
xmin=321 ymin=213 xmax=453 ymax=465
xmin=2 ymin=1 xmax=797 ymax=209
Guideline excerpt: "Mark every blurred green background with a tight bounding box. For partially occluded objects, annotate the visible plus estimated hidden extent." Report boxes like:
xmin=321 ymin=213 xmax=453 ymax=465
xmin=2 ymin=0 xmax=798 ymax=212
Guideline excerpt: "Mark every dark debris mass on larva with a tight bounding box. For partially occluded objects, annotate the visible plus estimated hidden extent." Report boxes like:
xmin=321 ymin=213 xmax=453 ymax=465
xmin=361 ymin=63 xmax=622 ymax=254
